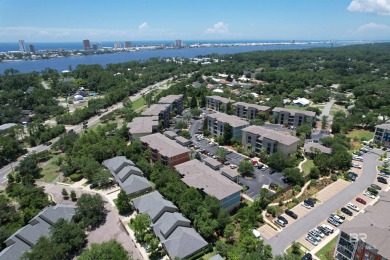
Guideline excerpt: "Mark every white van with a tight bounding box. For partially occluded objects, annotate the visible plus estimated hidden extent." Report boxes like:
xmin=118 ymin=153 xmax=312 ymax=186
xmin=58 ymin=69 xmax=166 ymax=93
xmin=252 ymin=229 xmax=263 ymax=240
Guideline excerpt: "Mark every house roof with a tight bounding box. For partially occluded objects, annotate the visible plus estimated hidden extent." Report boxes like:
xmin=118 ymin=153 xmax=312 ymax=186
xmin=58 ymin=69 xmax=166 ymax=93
xmin=303 ymin=142 xmax=332 ymax=154
xmin=175 ymin=160 xmax=242 ymax=200
xmin=340 ymin=190 xmax=390 ymax=258
xmin=233 ymin=102 xmax=271 ymax=112
xmin=192 ymin=82 xmax=201 ymax=88
xmin=162 ymin=227 xmax=208 ymax=259
xmin=207 ymin=113 xmax=249 ymax=128
xmin=206 ymin=95 xmax=235 ymax=104
xmin=272 ymin=107 xmax=316 ymax=117
xmin=0 ymin=205 xmax=76 ymax=260
xmin=0 ymin=123 xmax=17 ymax=131
xmin=127 ymin=116 xmax=158 ymax=134
xmin=132 ymin=191 xmax=178 ymax=223
xmin=203 ymin=157 xmax=222 ymax=168
xmin=141 ymin=104 xmax=170 ymax=116
xmin=242 ymin=125 xmax=299 ymax=146
xmin=121 ymin=175 xmax=152 ymax=196
xmin=102 ymin=156 xmax=135 ymax=174
xmin=140 ymin=133 xmax=189 ymax=158
xmin=116 ymin=165 xmax=143 ymax=182
xmin=152 ymin=212 xmax=191 ymax=240
xmin=175 ymin=136 xmax=190 ymax=144
xmin=221 ymin=167 xmax=239 ymax=179
xmin=293 ymin=97 xmax=310 ymax=106
xmin=158 ymin=95 xmax=183 ymax=104
xmin=164 ymin=130 xmax=178 ymax=139
xmin=376 ymin=123 xmax=390 ymax=131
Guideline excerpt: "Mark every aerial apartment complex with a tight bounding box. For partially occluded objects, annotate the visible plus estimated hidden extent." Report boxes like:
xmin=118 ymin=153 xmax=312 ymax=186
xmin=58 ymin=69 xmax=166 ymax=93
xmin=242 ymin=125 xmax=299 ymax=155
xmin=233 ymin=102 xmax=271 ymax=120
xmin=272 ymin=107 xmax=316 ymax=127
xmin=373 ymin=123 xmax=390 ymax=148
xmin=158 ymin=94 xmax=184 ymax=114
xmin=206 ymin=96 xmax=235 ymax=112
xmin=141 ymin=104 xmax=170 ymax=128
xmin=127 ymin=116 xmax=159 ymax=141
xmin=206 ymin=112 xmax=249 ymax=139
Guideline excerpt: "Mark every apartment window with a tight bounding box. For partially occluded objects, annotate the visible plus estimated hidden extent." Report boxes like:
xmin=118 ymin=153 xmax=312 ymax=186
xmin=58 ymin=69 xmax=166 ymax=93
xmin=247 ymin=135 xmax=252 ymax=143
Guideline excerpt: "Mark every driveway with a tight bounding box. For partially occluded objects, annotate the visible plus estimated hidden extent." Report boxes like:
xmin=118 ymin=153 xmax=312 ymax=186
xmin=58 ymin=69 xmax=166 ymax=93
xmin=319 ymin=99 xmax=335 ymax=120
xmin=264 ymin=149 xmax=382 ymax=255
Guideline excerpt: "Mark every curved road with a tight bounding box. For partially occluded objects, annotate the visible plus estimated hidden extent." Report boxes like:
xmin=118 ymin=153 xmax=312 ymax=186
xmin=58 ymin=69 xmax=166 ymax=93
xmin=266 ymin=149 xmax=382 ymax=255
xmin=0 ymin=77 xmax=172 ymax=184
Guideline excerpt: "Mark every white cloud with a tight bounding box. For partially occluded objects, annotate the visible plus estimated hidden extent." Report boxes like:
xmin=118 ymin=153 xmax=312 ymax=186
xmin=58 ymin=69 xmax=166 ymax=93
xmin=138 ymin=22 xmax=148 ymax=31
xmin=357 ymin=22 xmax=389 ymax=31
xmin=348 ymin=0 xmax=390 ymax=15
xmin=204 ymin=22 xmax=229 ymax=34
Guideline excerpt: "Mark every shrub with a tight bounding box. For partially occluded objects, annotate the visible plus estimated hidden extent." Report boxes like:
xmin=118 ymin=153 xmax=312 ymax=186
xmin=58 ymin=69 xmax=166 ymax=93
xmin=278 ymin=199 xmax=284 ymax=207
xmin=292 ymin=198 xmax=299 ymax=204
xmin=331 ymin=174 xmax=338 ymax=182
xmin=310 ymin=179 xmax=317 ymax=187
xmin=267 ymin=205 xmax=282 ymax=217
xmin=70 ymin=173 xmax=83 ymax=182
xmin=293 ymin=185 xmax=301 ymax=192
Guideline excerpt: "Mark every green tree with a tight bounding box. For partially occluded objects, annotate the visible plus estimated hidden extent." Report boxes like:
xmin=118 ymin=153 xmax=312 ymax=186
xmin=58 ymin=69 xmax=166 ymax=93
xmin=309 ymin=166 xmax=320 ymax=179
xmin=296 ymin=124 xmax=312 ymax=139
xmin=190 ymin=96 xmax=198 ymax=108
xmin=78 ymin=240 xmax=130 ymax=260
xmin=70 ymin=190 xmax=77 ymax=201
xmin=224 ymin=224 xmax=235 ymax=241
xmin=238 ymin=160 xmax=255 ymax=177
xmin=175 ymin=120 xmax=188 ymax=129
xmin=16 ymin=156 xmax=41 ymax=179
xmin=223 ymin=123 xmax=233 ymax=145
xmin=258 ymin=188 xmax=271 ymax=209
xmin=132 ymin=214 xmax=151 ymax=238
xmin=62 ymin=188 xmax=69 ymax=199
xmin=282 ymin=168 xmax=304 ymax=186
xmin=268 ymin=151 xmax=290 ymax=171
xmin=74 ymin=194 xmax=107 ymax=229
xmin=321 ymin=116 xmax=328 ymax=130
xmin=313 ymin=153 xmax=331 ymax=174
xmin=215 ymin=148 xmax=228 ymax=162
xmin=117 ymin=190 xmax=132 ymax=215
xmin=291 ymin=241 xmax=301 ymax=256
xmin=190 ymin=108 xmax=201 ymax=117
xmin=195 ymin=152 xmax=201 ymax=160
xmin=179 ymin=130 xmax=192 ymax=139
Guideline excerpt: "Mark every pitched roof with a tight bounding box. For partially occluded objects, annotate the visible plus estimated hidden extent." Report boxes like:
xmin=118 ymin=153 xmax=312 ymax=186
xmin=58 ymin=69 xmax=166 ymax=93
xmin=242 ymin=125 xmax=299 ymax=146
xmin=121 ymin=175 xmax=152 ymax=196
xmin=203 ymin=157 xmax=222 ymax=168
xmin=141 ymin=104 xmax=170 ymax=116
xmin=127 ymin=116 xmax=158 ymax=134
xmin=164 ymin=130 xmax=178 ymax=139
xmin=175 ymin=136 xmax=190 ymax=145
xmin=340 ymin=190 xmax=390 ymax=258
xmin=175 ymin=160 xmax=242 ymax=200
xmin=207 ymin=95 xmax=235 ymax=104
xmin=303 ymin=142 xmax=332 ymax=154
xmin=116 ymin=165 xmax=143 ymax=183
xmin=140 ymin=133 xmax=189 ymax=158
xmin=0 ymin=123 xmax=17 ymax=131
xmin=376 ymin=123 xmax=390 ymax=131
xmin=162 ymin=227 xmax=208 ymax=259
xmin=102 ymin=156 xmax=135 ymax=174
xmin=158 ymin=95 xmax=183 ymax=104
xmin=132 ymin=191 xmax=178 ymax=222
xmin=152 ymin=212 xmax=191 ymax=240
xmin=272 ymin=107 xmax=316 ymax=117
xmin=233 ymin=102 xmax=271 ymax=112
xmin=293 ymin=97 xmax=310 ymax=106
xmin=221 ymin=167 xmax=239 ymax=179
xmin=207 ymin=113 xmax=249 ymax=128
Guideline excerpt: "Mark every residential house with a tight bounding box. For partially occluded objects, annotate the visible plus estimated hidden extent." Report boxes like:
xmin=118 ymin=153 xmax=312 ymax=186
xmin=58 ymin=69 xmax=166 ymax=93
xmin=303 ymin=142 xmax=332 ymax=158
xmin=127 ymin=116 xmax=158 ymax=141
xmin=158 ymin=95 xmax=184 ymax=115
xmin=206 ymin=113 xmax=249 ymax=139
xmin=0 ymin=205 xmax=75 ymax=260
xmin=293 ymin=97 xmax=310 ymax=107
xmin=192 ymin=82 xmax=201 ymax=88
xmin=175 ymin=160 xmax=242 ymax=211
xmin=206 ymin=96 xmax=235 ymax=112
xmin=272 ymin=107 xmax=316 ymax=127
xmin=152 ymin=212 xmax=191 ymax=241
xmin=140 ymin=133 xmax=189 ymax=167
xmin=233 ymin=102 xmax=271 ymax=120
xmin=102 ymin=156 xmax=152 ymax=196
xmin=141 ymin=104 xmax=170 ymax=128
xmin=242 ymin=126 xmax=299 ymax=155
xmin=374 ymin=123 xmax=390 ymax=148
xmin=334 ymin=190 xmax=390 ymax=260
xmin=132 ymin=191 xmax=178 ymax=223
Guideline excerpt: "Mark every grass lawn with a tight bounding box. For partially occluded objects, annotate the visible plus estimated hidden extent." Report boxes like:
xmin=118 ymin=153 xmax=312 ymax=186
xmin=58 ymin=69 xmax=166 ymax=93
xmin=315 ymin=237 xmax=337 ymax=260
xmin=286 ymin=242 xmax=309 ymax=257
xmin=201 ymin=249 xmax=218 ymax=260
xmin=132 ymin=97 xmax=146 ymax=110
xmin=302 ymin=159 xmax=314 ymax=176
xmin=39 ymin=161 xmax=60 ymax=183
xmin=347 ymin=130 xmax=374 ymax=141
xmin=285 ymin=105 xmax=308 ymax=111
xmin=330 ymin=104 xmax=348 ymax=116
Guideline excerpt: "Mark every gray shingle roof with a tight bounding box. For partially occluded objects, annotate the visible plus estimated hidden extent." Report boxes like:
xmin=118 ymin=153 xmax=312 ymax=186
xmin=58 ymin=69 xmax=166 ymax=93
xmin=376 ymin=123 xmax=390 ymax=131
xmin=164 ymin=130 xmax=178 ymax=139
xmin=175 ymin=160 xmax=242 ymax=200
xmin=102 ymin=156 xmax=135 ymax=174
xmin=233 ymin=102 xmax=270 ymax=112
xmin=175 ymin=136 xmax=190 ymax=145
xmin=141 ymin=104 xmax=170 ymax=116
xmin=207 ymin=113 xmax=249 ymax=128
xmin=116 ymin=165 xmax=143 ymax=183
xmin=207 ymin=95 xmax=235 ymax=104
xmin=203 ymin=157 xmax=222 ymax=168
xmin=152 ymin=212 xmax=191 ymax=240
xmin=162 ymin=227 xmax=208 ymax=259
xmin=158 ymin=95 xmax=183 ymax=104
xmin=140 ymin=133 xmax=189 ymax=158
xmin=132 ymin=191 xmax=178 ymax=222
xmin=243 ymin=125 xmax=299 ymax=146
xmin=127 ymin=116 xmax=158 ymax=134
xmin=0 ymin=123 xmax=17 ymax=131
xmin=121 ymin=175 xmax=152 ymax=196
xmin=220 ymin=167 xmax=239 ymax=179
xmin=272 ymin=107 xmax=316 ymax=117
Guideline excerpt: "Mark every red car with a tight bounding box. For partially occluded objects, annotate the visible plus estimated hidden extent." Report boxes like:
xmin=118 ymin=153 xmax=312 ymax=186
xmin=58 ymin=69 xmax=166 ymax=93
xmin=356 ymin=197 xmax=367 ymax=205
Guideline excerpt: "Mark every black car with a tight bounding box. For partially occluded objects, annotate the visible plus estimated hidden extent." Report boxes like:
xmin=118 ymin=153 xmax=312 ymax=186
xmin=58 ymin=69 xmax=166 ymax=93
xmin=269 ymin=183 xmax=279 ymax=190
xmin=302 ymin=253 xmax=312 ymax=260
xmin=269 ymin=169 xmax=276 ymax=175
xmin=371 ymin=184 xmax=382 ymax=190
xmin=257 ymin=164 xmax=264 ymax=169
xmin=285 ymin=209 xmax=298 ymax=219
xmin=341 ymin=207 xmax=353 ymax=216
xmin=44 ymin=141 xmax=52 ymax=146
xmin=377 ymin=177 xmax=388 ymax=184
xmin=317 ymin=226 xmax=330 ymax=235
xmin=90 ymin=183 xmax=98 ymax=189
xmin=307 ymin=198 xmax=317 ymax=205
xmin=278 ymin=216 xmax=288 ymax=225
xmin=304 ymin=199 xmax=315 ymax=207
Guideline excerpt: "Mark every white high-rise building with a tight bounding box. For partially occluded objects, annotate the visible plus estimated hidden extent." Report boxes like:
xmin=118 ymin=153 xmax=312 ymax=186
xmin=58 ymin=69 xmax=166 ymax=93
xmin=19 ymin=40 xmax=26 ymax=52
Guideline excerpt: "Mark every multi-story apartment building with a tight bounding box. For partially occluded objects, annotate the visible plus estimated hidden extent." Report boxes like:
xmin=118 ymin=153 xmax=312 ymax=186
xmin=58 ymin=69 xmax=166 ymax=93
xmin=334 ymin=190 xmax=390 ymax=260
xmin=233 ymin=102 xmax=271 ymax=120
xmin=242 ymin=125 xmax=299 ymax=155
xmin=141 ymin=104 xmax=170 ymax=128
xmin=206 ymin=113 xmax=249 ymax=139
xmin=158 ymin=95 xmax=184 ymax=115
xmin=82 ymin=39 xmax=91 ymax=50
xmin=206 ymin=96 xmax=235 ymax=112
xmin=272 ymin=107 xmax=316 ymax=127
xmin=140 ymin=133 xmax=189 ymax=167
xmin=127 ymin=116 xmax=159 ymax=141
xmin=373 ymin=123 xmax=390 ymax=148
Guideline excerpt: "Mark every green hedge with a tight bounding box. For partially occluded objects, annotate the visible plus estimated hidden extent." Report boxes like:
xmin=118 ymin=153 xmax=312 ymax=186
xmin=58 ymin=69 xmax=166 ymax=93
xmin=69 ymin=173 xmax=82 ymax=182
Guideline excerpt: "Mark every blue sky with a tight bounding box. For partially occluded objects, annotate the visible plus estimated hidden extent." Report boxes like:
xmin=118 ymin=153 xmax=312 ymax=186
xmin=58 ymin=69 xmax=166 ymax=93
xmin=0 ymin=0 xmax=389 ymax=42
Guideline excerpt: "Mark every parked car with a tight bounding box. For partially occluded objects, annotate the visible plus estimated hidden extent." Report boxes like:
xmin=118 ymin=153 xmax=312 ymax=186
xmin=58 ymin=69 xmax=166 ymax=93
xmin=252 ymin=229 xmax=263 ymax=240
xmin=274 ymin=218 xmax=285 ymax=227
xmin=256 ymin=163 xmax=264 ymax=169
xmin=269 ymin=183 xmax=279 ymax=190
xmin=301 ymin=202 xmax=312 ymax=209
xmin=224 ymin=161 xmax=231 ymax=166
xmin=330 ymin=214 xmax=344 ymax=223
xmin=212 ymin=155 xmax=218 ymax=159
xmin=44 ymin=141 xmax=52 ymax=146
xmin=321 ymin=224 xmax=334 ymax=233
xmin=306 ymin=235 xmax=318 ymax=246
xmin=341 ymin=207 xmax=353 ymax=216
xmin=351 ymin=163 xmax=362 ymax=169
xmin=317 ymin=226 xmax=330 ymax=235
xmin=269 ymin=169 xmax=276 ymax=175
xmin=377 ymin=177 xmax=388 ymax=184
xmin=230 ymin=164 xmax=237 ymax=169
xmin=356 ymin=197 xmax=367 ymax=205
xmin=277 ymin=216 xmax=288 ymax=225
xmin=363 ymin=190 xmax=376 ymax=199
xmin=304 ymin=199 xmax=315 ymax=207
xmin=302 ymin=253 xmax=312 ymax=260
xmin=378 ymin=171 xmax=390 ymax=178
xmin=348 ymin=203 xmax=361 ymax=212
xmin=285 ymin=209 xmax=298 ymax=219
xmin=327 ymin=217 xmax=340 ymax=227
xmin=261 ymin=165 xmax=269 ymax=171
xmin=90 ymin=183 xmax=98 ymax=189
xmin=353 ymin=156 xmax=363 ymax=162
xmin=371 ymin=184 xmax=382 ymax=190
xmin=308 ymin=231 xmax=321 ymax=242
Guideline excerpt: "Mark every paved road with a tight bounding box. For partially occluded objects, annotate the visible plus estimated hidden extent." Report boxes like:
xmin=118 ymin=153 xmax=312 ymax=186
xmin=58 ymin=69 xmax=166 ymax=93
xmin=265 ymin=149 xmax=382 ymax=255
xmin=41 ymin=81 xmax=50 ymax=89
xmin=0 ymin=78 xmax=172 ymax=184
xmin=320 ymin=99 xmax=335 ymax=120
